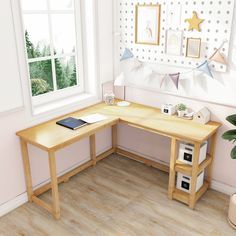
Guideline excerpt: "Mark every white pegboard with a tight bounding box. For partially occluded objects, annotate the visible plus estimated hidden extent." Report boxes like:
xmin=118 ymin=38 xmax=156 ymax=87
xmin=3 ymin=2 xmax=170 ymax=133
xmin=117 ymin=0 xmax=235 ymax=72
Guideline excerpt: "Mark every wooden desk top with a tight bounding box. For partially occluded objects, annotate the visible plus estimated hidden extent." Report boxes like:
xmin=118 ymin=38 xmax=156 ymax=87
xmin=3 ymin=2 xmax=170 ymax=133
xmin=16 ymin=101 xmax=221 ymax=151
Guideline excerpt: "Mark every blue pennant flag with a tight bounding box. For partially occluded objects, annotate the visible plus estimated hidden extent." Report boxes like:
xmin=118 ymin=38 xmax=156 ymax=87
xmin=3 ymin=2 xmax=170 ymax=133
xmin=197 ymin=61 xmax=213 ymax=78
xmin=120 ymin=48 xmax=134 ymax=61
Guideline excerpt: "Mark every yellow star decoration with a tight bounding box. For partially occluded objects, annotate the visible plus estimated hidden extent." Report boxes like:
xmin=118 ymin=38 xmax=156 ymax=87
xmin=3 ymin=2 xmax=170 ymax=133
xmin=185 ymin=11 xmax=204 ymax=32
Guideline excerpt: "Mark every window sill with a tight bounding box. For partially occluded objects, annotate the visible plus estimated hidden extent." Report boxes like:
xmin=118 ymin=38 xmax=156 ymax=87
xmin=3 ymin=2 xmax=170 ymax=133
xmin=32 ymin=93 xmax=100 ymax=116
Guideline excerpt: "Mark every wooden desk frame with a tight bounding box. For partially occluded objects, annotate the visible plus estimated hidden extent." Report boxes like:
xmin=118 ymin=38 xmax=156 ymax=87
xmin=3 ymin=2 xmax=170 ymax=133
xmin=17 ymin=102 xmax=220 ymax=219
xmin=20 ymin=124 xmax=118 ymax=220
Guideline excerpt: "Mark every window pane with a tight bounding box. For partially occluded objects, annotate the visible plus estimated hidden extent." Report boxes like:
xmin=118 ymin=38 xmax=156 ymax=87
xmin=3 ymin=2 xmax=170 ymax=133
xmin=29 ymin=60 xmax=53 ymax=96
xmin=51 ymin=14 xmax=76 ymax=55
xmin=50 ymin=0 xmax=74 ymax=10
xmin=23 ymin=15 xmax=51 ymax=58
xmin=55 ymin=56 xmax=77 ymax=90
xmin=21 ymin=0 xmax=47 ymax=11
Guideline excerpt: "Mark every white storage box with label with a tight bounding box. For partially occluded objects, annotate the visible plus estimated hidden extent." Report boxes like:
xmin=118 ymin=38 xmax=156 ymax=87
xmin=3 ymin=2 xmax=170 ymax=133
xmin=161 ymin=104 xmax=176 ymax=116
xmin=177 ymin=171 xmax=204 ymax=193
xmin=178 ymin=141 xmax=208 ymax=165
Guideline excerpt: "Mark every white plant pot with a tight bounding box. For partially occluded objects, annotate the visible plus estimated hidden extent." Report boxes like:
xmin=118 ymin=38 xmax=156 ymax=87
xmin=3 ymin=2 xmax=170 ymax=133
xmin=228 ymin=193 xmax=236 ymax=229
xmin=177 ymin=110 xmax=186 ymax=117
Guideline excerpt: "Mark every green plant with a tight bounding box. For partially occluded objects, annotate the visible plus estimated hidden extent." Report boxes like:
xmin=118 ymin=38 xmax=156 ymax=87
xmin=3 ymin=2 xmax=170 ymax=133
xmin=31 ymin=78 xmax=52 ymax=96
xmin=222 ymin=114 xmax=236 ymax=159
xmin=176 ymin=103 xmax=187 ymax=111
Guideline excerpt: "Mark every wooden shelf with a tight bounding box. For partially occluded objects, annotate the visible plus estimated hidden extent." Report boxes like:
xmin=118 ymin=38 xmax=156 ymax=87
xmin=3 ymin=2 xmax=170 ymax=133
xmin=196 ymin=181 xmax=209 ymax=202
xmin=172 ymin=188 xmax=189 ymax=205
xmin=175 ymin=154 xmax=212 ymax=176
xmin=172 ymin=181 xmax=209 ymax=206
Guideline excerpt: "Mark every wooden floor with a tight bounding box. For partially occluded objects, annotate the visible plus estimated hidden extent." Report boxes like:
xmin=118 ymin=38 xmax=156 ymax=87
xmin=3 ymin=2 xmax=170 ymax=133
xmin=0 ymin=154 xmax=235 ymax=236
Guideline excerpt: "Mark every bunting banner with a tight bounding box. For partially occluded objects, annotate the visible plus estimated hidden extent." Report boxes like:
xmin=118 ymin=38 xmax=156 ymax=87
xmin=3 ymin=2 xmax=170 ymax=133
xmin=169 ymin=73 xmax=180 ymax=89
xmin=197 ymin=60 xmax=213 ymax=78
xmin=118 ymin=40 xmax=230 ymax=84
xmin=209 ymin=49 xmax=227 ymax=65
xmin=120 ymin=48 xmax=134 ymax=61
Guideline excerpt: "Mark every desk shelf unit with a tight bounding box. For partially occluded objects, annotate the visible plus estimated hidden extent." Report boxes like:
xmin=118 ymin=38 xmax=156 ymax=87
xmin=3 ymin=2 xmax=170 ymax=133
xmin=168 ymin=133 xmax=217 ymax=209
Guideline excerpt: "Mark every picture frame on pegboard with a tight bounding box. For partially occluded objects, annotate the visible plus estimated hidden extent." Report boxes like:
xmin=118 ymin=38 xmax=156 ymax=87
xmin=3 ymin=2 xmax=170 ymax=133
xmin=186 ymin=38 xmax=201 ymax=59
xmin=135 ymin=4 xmax=161 ymax=45
xmin=165 ymin=30 xmax=183 ymax=56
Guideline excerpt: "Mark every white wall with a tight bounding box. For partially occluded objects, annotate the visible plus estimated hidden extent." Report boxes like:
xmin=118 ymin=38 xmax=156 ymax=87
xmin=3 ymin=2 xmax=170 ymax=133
xmin=0 ymin=0 xmax=114 ymax=208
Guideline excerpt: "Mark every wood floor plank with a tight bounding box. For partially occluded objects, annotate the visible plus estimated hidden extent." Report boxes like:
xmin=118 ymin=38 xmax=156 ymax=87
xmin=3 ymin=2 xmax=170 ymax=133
xmin=0 ymin=154 xmax=235 ymax=236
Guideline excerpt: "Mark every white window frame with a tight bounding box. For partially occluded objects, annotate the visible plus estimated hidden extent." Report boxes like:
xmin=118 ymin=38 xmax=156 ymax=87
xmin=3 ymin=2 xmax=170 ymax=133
xmin=12 ymin=0 xmax=100 ymax=116
xmin=20 ymin=0 xmax=85 ymax=107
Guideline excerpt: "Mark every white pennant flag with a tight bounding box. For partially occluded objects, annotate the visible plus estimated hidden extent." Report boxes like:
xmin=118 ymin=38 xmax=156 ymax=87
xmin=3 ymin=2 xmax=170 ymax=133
xmin=160 ymin=74 xmax=168 ymax=88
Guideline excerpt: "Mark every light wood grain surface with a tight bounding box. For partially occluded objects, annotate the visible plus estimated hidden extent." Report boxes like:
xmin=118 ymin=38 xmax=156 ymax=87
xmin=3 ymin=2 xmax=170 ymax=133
xmin=0 ymin=155 xmax=234 ymax=236
xmin=16 ymin=101 xmax=221 ymax=151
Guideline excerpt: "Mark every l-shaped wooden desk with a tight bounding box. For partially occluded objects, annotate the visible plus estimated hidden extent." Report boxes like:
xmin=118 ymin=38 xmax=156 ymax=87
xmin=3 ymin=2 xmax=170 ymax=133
xmin=16 ymin=101 xmax=221 ymax=219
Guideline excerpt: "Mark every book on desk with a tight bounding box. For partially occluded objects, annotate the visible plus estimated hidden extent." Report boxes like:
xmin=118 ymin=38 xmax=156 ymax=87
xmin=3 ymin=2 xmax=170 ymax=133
xmin=56 ymin=113 xmax=107 ymax=130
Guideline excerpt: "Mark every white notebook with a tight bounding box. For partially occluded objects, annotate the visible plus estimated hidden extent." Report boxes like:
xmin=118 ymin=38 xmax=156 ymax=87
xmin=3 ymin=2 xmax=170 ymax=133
xmin=80 ymin=113 xmax=107 ymax=124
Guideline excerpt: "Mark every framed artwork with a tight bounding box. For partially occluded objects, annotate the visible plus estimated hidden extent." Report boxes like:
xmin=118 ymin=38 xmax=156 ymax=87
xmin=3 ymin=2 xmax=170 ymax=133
xmin=167 ymin=3 xmax=182 ymax=26
xmin=165 ymin=30 xmax=183 ymax=56
xmin=135 ymin=4 xmax=161 ymax=45
xmin=186 ymin=38 xmax=201 ymax=58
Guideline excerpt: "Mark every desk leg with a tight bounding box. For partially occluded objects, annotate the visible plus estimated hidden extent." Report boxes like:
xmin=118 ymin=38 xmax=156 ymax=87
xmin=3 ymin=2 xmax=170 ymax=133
xmin=20 ymin=138 xmax=33 ymax=202
xmin=189 ymin=142 xmax=201 ymax=209
xmin=112 ymin=125 xmax=117 ymax=153
xmin=48 ymin=151 xmax=60 ymax=219
xmin=90 ymin=134 xmax=96 ymax=166
xmin=168 ymin=138 xmax=178 ymax=199
xmin=206 ymin=132 xmax=217 ymax=184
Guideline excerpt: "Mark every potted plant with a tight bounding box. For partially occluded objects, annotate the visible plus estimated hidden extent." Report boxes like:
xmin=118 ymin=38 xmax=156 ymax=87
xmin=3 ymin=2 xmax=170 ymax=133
xmin=176 ymin=103 xmax=187 ymax=117
xmin=222 ymin=114 xmax=236 ymax=229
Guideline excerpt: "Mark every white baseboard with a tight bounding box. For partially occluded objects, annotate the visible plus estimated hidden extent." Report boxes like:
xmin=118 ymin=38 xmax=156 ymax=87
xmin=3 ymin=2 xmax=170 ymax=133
xmin=211 ymin=180 xmax=236 ymax=196
xmin=1 ymin=148 xmax=236 ymax=218
xmin=0 ymin=193 xmax=28 ymax=218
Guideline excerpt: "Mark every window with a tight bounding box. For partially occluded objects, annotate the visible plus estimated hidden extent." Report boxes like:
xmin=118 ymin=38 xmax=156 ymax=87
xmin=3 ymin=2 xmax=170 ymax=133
xmin=21 ymin=0 xmax=84 ymax=103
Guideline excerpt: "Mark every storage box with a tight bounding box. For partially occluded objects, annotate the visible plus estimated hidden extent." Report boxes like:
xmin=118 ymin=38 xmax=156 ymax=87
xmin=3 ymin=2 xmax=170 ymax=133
xmin=176 ymin=171 xmax=204 ymax=193
xmin=178 ymin=141 xmax=208 ymax=165
xmin=161 ymin=104 xmax=176 ymax=116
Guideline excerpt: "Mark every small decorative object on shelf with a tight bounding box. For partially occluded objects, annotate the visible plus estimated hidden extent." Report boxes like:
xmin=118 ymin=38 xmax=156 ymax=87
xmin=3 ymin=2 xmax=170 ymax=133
xmin=161 ymin=104 xmax=176 ymax=115
xmin=176 ymin=171 xmax=204 ymax=193
xmin=178 ymin=141 xmax=208 ymax=165
xmin=193 ymin=107 xmax=211 ymax=124
xmin=176 ymin=103 xmax=187 ymax=117
xmin=104 ymin=93 xmax=115 ymax=106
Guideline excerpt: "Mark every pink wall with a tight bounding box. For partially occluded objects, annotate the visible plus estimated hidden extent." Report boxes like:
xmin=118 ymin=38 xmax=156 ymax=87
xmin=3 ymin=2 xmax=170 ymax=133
xmin=116 ymin=86 xmax=236 ymax=189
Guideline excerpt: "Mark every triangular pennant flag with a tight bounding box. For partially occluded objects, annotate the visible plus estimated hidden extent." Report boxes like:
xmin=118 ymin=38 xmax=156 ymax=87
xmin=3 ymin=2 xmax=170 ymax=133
xmin=169 ymin=73 xmax=180 ymax=89
xmin=146 ymin=70 xmax=156 ymax=81
xmin=197 ymin=60 xmax=213 ymax=78
xmin=120 ymin=48 xmax=134 ymax=61
xmin=209 ymin=49 xmax=227 ymax=65
xmin=160 ymin=74 xmax=167 ymax=88
xmin=130 ymin=59 xmax=142 ymax=72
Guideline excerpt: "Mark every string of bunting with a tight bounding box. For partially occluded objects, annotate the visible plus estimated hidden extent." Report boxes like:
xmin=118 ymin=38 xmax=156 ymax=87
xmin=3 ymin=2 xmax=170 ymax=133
xmin=120 ymin=40 xmax=227 ymax=90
